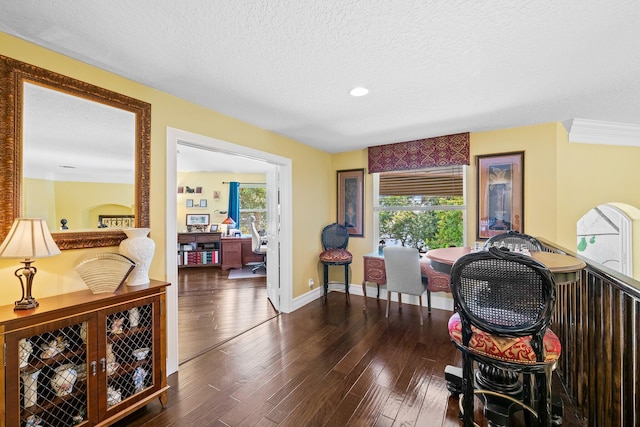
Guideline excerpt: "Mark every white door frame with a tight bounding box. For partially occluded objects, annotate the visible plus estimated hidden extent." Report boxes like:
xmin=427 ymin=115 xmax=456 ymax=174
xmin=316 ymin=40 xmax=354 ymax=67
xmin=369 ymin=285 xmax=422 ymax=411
xmin=165 ymin=127 xmax=293 ymax=374
xmin=265 ymin=167 xmax=281 ymax=311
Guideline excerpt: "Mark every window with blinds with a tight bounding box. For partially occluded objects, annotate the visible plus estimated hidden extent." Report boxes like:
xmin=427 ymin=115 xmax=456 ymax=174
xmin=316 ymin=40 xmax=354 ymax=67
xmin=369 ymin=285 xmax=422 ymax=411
xmin=374 ymin=166 xmax=465 ymax=250
xmin=379 ymin=166 xmax=463 ymax=197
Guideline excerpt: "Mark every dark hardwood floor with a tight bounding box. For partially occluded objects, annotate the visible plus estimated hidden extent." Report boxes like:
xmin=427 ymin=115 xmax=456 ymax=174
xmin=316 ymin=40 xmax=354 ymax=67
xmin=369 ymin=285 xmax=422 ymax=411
xmin=114 ymin=287 xmax=585 ymax=427
xmin=177 ymin=266 xmax=277 ymax=364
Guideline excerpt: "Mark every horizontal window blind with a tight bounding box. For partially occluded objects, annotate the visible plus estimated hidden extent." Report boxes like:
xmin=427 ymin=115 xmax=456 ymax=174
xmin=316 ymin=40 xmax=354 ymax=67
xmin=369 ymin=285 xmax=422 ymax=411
xmin=379 ymin=166 xmax=463 ymax=197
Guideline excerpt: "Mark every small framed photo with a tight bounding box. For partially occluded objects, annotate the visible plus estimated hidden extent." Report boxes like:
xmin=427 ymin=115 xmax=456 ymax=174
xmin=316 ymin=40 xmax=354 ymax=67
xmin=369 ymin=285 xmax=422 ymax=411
xmin=186 ymin=214 xmax=210 ymax=226
xmin=200 ymin=199 xmax=208 ymax=207
xmin=186 ymin=199 xmax=194 ymax=208
xmin=210 ymin=224 xmax=219 ymax=232
xmin=213 ymin=190 xmax=220 ymax=200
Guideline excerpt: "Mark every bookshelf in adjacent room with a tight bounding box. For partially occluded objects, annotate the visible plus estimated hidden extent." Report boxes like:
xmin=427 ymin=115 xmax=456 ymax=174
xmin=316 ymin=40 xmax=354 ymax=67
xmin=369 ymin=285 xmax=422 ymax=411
xmin=177 ymin=232 xmax=222 ymax=268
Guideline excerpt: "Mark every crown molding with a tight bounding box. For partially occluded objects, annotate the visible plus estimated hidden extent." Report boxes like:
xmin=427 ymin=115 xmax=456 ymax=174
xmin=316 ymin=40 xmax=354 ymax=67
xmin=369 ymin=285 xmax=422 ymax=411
xmin=563 ymin=119 xmax=640 ymax=147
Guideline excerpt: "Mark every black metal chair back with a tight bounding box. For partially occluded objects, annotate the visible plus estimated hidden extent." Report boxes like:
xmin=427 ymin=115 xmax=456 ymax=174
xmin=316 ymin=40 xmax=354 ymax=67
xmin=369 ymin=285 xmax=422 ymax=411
xmin=483 ymin=230 xmax=543 ymax=252
xmin=321 ymin=223 xmax=349 ymax=250
xmin=451 ymin=247 xmax=556 ymax=345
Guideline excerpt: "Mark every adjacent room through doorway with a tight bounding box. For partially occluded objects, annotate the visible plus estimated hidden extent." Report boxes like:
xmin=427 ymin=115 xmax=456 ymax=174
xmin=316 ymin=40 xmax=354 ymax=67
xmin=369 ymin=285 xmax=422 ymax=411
xmin=175 ymin=142 xmax=279 ymax=364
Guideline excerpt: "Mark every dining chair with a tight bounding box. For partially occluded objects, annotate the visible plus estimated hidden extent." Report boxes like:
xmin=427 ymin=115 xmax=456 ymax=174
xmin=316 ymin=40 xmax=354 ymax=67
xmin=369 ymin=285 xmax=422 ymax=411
xmin=383 ymin=246 xmax=428 ymax=325
xmin=420 ymin=260 xmax=451 ymax=313
xmin=319 ymin=223 xmax=352 ymax=304
xmin=483 ymin=230 xmax=543 ymax=251
xmin=447 ymin=246 xmax=560 ymax=427
xmin=250 ymin=216 xmax=267 ymax=273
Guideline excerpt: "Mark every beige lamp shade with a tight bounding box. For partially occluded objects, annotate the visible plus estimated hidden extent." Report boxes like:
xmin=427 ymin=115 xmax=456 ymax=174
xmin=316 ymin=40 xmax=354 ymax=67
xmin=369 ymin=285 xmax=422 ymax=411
xmin=0 ymin=218 xmax=61 ymax=260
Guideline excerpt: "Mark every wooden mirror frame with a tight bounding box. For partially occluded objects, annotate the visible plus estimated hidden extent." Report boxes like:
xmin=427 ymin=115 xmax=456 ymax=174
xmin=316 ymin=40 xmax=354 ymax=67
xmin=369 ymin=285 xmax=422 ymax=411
xmin=0 ymin=55 xmax=150 ymax=249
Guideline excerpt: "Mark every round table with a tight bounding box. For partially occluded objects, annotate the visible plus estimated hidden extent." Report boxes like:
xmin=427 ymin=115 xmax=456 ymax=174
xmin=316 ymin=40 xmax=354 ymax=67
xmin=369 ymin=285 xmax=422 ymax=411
xmin=425 ymin=247 xmax=586 ymax=284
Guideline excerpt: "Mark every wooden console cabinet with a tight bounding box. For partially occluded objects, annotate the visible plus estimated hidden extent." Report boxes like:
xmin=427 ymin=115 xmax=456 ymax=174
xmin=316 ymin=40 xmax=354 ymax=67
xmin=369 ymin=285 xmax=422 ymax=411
xmin=0 ymin=280 xmax=169 ymax=426
xmin=178 ymin=232 xmax=222 ymax=268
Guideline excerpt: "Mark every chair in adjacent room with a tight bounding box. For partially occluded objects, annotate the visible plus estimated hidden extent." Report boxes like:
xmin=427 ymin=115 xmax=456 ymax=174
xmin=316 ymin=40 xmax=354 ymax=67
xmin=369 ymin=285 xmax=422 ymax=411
xmin=319 ymin=223 xmax=353 ymax=304
xmin=420 ymin=260 xmax=451 ymax=313
xmin=483 ymin=230 xmax=543 ymax=252
xmin=250 ymin=216 xmax=267 ymax=273
xmin=447 ymin=246 xmax=561 ymax=427
xmin=383 ymin=246 xmax=429 ymax=325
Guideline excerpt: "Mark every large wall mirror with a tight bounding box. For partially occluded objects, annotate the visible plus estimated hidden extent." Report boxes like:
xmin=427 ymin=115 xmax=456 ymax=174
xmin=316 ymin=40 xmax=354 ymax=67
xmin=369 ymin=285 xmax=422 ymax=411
xmin=0 ymin=55 xmax=150 ymax=249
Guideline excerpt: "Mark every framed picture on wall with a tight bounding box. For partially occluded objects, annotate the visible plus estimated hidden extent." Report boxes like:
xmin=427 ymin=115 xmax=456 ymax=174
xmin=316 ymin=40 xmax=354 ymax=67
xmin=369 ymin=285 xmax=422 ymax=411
xmin=476 ymin=151 xmax=524 ymax=240
xmin=186 ymin=214 xmax=210 ymax=226
xmin=337 ymin=168 xmax=364 ymax=237
xmin=186 ymin=199 xmax=193 ymax=208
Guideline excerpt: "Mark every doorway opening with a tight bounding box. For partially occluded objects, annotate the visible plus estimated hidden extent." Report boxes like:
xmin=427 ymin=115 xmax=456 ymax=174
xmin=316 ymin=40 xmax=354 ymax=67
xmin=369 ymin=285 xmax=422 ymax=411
xmin=165 ymin=128 xmax=293 ymax=374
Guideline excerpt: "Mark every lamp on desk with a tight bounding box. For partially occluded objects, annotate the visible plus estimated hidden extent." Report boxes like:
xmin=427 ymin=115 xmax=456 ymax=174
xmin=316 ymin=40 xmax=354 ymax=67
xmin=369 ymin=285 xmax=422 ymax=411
xmin=0 ymin=218 xmax=61 ymax=310
xmin=222 ymin=217 xmax=236 ymax=236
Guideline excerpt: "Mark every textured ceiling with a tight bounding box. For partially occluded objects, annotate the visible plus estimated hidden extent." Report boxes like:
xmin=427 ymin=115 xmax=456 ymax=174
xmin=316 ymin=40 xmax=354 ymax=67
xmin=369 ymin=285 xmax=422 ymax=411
xmin=2 ymin=0 xmax=640 ymax=155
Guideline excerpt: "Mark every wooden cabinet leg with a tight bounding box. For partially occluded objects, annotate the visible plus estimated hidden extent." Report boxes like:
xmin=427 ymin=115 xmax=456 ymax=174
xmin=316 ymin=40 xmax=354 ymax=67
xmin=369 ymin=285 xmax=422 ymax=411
xmin=159 ymin=391 xmax=168 ymax=408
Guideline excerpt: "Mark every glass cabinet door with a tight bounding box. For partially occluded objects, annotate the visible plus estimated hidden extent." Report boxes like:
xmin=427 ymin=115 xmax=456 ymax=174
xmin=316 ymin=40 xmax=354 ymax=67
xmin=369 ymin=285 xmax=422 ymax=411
xmin=11 ymin=316 xmax=93 ymax=426
xmin=102 ymin=301 xmax=155 ymax=415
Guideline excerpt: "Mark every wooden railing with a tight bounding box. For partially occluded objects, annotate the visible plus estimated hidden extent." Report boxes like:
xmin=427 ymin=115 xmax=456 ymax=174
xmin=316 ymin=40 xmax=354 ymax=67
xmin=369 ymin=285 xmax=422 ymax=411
xmin=539 ymin=238 xmax=640 ymax=427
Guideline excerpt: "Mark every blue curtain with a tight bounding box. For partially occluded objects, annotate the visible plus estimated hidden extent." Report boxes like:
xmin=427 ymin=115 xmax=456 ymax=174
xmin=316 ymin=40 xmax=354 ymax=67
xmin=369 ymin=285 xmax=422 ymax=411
xmin=228 ymin=181 xmax=240 ymax=225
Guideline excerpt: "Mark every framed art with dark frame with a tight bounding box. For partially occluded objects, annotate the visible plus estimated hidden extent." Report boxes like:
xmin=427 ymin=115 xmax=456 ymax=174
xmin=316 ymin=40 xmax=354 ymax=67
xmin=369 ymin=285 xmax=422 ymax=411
xmin=186 ymin=214 xmax=210 ymax=226
xmin=337 ymin=168 xmax=364 ymax=237
xmin=476 ymin=151 xmax=524 ymax=240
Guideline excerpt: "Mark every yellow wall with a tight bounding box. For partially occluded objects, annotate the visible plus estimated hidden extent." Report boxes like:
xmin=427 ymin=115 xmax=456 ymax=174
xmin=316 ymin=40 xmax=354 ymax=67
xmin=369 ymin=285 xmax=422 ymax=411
xmin=22 ymin=178 xmax=56 ymax=228
xmin=0 ymin=32 xmax=332 ymax=305
xmin=60 ymin=181 xmax=132 ymax=230
xmin=469 ymin=123 xmax=559 ymax=245
xmin=555 ymin=126 xmax=640 ymax=251
xmin=24 ymin=179 xmax=134 ymax=231
xmin=176 ymin=171 xmax=266 ymax=232
xmin=330 ymin=150 xmax=372 ymax=286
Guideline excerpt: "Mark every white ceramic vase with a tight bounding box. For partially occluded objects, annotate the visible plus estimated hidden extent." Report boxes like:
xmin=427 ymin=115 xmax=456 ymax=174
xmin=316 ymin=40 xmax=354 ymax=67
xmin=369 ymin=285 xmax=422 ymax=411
xmin=119 ymin=228 xmax=155 ymax=286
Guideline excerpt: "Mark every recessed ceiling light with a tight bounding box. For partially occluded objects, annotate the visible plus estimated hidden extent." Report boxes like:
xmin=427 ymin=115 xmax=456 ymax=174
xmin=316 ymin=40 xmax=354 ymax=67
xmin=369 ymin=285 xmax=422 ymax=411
xmin=350 ymin=87 xmax=369 ymax=97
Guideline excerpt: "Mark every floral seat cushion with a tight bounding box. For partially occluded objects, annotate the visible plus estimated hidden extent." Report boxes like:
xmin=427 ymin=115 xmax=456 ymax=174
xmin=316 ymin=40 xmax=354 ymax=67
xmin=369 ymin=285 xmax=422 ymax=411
xmin=448 ymin=312 xmax=561 ymax=364
xmin=319 ymin=248 xmax=352 ymax=264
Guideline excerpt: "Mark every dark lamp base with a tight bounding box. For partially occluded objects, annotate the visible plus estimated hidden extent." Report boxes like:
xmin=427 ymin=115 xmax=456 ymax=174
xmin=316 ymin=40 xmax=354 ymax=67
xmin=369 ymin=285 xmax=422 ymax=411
xmin=14 ymin=298 xmax=39 ymax=311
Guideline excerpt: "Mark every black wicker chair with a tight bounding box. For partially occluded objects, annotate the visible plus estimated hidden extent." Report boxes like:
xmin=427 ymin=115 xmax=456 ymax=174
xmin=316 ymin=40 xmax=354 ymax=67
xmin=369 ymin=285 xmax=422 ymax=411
xmin=483 ymin=230 xmax=543 ymax=252
xmin=447 ymin=247 xmax=560 ymax=427
xmin=319 ymin=223 xmax=352 ymax=304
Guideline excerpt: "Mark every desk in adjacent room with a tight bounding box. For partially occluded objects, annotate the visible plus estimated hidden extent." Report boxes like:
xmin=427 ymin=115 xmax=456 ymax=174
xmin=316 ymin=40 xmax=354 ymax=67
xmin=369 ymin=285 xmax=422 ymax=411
xmin=221 ymin=236 xmax=264 ymax=270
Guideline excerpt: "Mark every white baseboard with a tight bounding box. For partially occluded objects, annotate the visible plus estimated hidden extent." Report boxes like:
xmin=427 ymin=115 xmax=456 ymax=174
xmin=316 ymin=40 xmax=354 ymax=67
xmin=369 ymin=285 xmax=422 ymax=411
xmin=291 ymin=282 xmax=454 ymax=312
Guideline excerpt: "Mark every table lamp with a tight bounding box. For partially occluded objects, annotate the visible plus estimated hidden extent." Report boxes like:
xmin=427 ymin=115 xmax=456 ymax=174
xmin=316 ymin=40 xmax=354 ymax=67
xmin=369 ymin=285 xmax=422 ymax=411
xmin=0 ymin=218 xmax=61 ymax=310
xmin=222 ymin=217 xmax=236 ymax=236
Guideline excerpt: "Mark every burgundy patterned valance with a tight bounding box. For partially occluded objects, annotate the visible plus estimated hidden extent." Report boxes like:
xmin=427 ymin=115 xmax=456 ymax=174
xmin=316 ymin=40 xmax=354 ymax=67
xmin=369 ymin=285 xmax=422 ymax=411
xmin=368 ymin=132 xmax=469 ymax=173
